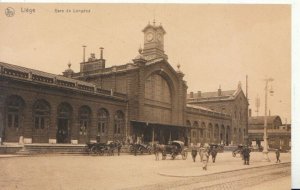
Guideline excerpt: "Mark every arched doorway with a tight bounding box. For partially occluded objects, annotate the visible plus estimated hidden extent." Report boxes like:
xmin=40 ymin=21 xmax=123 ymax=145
xmin=214 ymin=124 xmax=219 ymax=143
xmin=226 ymin=125 xmax=231 ymax=145
xmin=208 ymin=123 xmax=213 ymax=143
xmin=114 ymin=110 xmax=124 ymax=141
xmin=97 ymin=108 xmax=109 ymax=143
xmin=78 ymin=106 xmax=91 ymax=144
xmin=220 ymin=125 xmax=225 ymax=144
xmin=4 ymin=95 xmax=25 ymax=142
xmin=201 ymin=122 xmax=206 ymax=144
xmin=57 ymin=103 xmax=72 ymax=143
xmin=32 ymin=99 xmax=50 ymax=143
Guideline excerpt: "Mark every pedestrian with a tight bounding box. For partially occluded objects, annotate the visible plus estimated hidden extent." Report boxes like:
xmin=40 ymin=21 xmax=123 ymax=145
xmin=242 ymin=146 xmax=251 ymax=165
xmin=134 ymin=142 xmax=138 ymax=156
xmin=191 ymin=145 xmax=198 ymax=162
xmin=275 ymin=149 xmax=281 ymax=163
xmin=202 ymin=148 xmax=209 ymax=170
xmin=211 ymin=146 xmax=218 ymax=163
xmin=154 ymin=144 xmax=160 ymax=161
xmin=199 ymin=147 xmax=204 ymax=162
xmin=117 ymin=141 xmax=121 ymax=156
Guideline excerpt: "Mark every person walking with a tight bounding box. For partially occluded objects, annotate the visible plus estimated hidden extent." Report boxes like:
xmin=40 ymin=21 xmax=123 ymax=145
xmin=117 ymin=141 xmax=121 ymax=156
xmin=275 ymin=149 xmax=281 ymax=163
xmin=202 ymin=148 xmax=209 ymax=170
xmin=153 ymin=143 xmax=160 ymax=161
xmin=199 ymin=147 xmax=204 ymax=162
xmin=191 ymin=145 xmax=198 ymax=162
xmin=134 ymin=142 xmax=138 ymax=156
xmin=211 ymin=146 xmax=218 ymax=163
xmin=242 ymin=146 xmax=251 ymax=165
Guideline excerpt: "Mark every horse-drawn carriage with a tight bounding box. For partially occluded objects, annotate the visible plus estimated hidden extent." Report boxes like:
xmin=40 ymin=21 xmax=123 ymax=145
xmin=129 ymin=143 xmax=152 ymax=155
xmin=160 ymin=140 xmax=188 ymax=160
xmin=86 ymin=141 xmax=122 ymax=156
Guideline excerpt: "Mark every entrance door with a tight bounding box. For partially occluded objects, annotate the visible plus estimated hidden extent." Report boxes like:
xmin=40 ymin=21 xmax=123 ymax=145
xmin=57 ymin=119 xmax=69 ymax=143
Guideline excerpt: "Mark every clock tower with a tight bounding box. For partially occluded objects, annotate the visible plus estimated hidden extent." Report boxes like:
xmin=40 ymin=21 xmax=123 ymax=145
xmin=142 ymin=20 xmax=168 ymax=60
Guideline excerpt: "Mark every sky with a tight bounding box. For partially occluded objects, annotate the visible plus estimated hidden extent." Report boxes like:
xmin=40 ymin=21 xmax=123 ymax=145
xmin=0 ymin=3 xmax=291 ymax=123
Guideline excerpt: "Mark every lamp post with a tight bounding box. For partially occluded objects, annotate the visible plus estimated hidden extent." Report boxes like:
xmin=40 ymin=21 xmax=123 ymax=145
xmin=262 ymin=77 xmax=274 ymax=161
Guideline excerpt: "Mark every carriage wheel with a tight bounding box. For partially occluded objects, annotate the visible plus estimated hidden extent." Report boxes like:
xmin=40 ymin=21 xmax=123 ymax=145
xmin=91 ymin=147 xmax=98 ymax=155
xmin=182 ymin=151 xmax=188 ymax=160
xmin=171 ymin=154 xmax=176 ymax=160
xmin=99 ymin=149 xmax=104 ymax=156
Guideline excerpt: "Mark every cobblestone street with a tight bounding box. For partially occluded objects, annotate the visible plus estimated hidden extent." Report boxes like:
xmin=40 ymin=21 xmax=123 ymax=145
xmin=0 ymin=152 xmax=291 ymax=190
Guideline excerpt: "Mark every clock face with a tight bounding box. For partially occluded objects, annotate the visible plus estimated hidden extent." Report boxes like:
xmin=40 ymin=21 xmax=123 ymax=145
xmin=146 ymin=33 xmax=154 ymax=42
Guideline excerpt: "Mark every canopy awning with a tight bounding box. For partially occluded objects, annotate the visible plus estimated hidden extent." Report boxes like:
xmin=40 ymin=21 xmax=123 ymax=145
xmin=130 ymin=120 xmax=197 ymax=129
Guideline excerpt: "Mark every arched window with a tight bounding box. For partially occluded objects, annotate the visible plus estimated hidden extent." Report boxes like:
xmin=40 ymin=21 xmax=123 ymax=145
xmin=214 ymin=124 xmax=219 ymax=138
xmin=97 ymin=108 xmax=109 ymax=135
xmin=33 ymin=100 xmax=50 ymax=130
xmin=79 ymin=106 xmax=91 ymax=135
xmin=208 ymin=123 xmax=213 ymax=138
xmin=114 ymin=111 xmax=124 ymax=134
xmin=6 ymin=96 xmax=24 ymax=129
xmin=201 ymin=122 xmax=206 ymax=138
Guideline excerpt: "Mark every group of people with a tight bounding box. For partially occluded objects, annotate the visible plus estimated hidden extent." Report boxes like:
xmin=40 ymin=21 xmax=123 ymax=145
xmin=191 ymin=145 xmax=218 ymax=170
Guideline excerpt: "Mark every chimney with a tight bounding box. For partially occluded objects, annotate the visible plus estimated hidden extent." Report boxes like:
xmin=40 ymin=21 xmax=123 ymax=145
xmin=100 ymin=47 xmax=104 ymax=59
xmin=269 ymin=109 xmax=271 ymax=116
xmin=190 ymin=92 xmax=194 ymax=98
xmin=197 ymin=91 xmax=201 ymax=98
xmin=249 ymin=109 xmax=252 ymax=117
xmin=218 ymin=85 xmax=222 ymax=96
xmin=82 ymin=45 xmax=86 ymax=63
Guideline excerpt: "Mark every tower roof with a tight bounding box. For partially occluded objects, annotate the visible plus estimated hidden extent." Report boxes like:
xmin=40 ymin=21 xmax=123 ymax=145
xmin=142 ymin=21 xmax=166 ymax=34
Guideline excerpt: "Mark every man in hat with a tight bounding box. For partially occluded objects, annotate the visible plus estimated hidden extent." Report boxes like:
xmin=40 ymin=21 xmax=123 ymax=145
xmin=242 ymin=145 xmax=251 ymax=165
xmin=191 ymin=144 xmax=198 ymax=162
xmin=275 ymin=149 xmax=281 ymax=163
xmin=202 ymin=147 xmax=209 ymax=170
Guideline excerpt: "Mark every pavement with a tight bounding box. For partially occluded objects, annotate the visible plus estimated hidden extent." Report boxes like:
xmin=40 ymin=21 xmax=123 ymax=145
xmin=158 ymin=151 xmax=291 ymax=177
xmin=0 ymin=151 xmax=291 ymax=190
xmin=0 ymin=151 xmax=291 ymax=177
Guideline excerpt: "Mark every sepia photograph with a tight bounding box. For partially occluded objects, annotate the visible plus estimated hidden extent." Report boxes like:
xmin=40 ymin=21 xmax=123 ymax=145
xmin=0 ymin=1 xmax=297 ymax=190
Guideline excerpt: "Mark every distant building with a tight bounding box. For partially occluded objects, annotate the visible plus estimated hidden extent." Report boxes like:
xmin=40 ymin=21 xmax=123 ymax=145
xmin=0 ymin=21 xmax=244 ymax=146
xmin=186 ymin=84 xmax=249 ymax=145
xmin=248 ymin=115 xmax=291 ymax=150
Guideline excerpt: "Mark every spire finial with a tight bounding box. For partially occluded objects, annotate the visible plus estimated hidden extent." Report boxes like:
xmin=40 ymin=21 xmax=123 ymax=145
xmin=177 ymin=63 xmax=181 ymax=71
xmin=153 ymin=18 xmax=156 ymax=26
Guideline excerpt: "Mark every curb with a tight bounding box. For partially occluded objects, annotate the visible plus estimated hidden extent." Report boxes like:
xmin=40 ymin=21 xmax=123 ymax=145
xmin=158 ymin=162 xmax=291 ymax=178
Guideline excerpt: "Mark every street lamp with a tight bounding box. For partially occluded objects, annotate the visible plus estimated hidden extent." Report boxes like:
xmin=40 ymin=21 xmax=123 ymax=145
xmin=262 ymin=77 xmax=274 ymax=161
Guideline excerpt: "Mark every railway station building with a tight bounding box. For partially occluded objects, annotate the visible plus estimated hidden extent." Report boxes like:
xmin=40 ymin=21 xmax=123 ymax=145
xmin=0 ymin=22 xmax=247 ymax=146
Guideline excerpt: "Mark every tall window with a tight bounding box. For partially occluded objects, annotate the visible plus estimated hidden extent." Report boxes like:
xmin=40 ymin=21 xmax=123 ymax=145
xmin=97 ymin=109 xmax=109 ymax=135
xmin=208 ymin=123 xmax=213 ymax=139
xmin=79 ymin=106 xmax=91 ymax=135
xmin=6 ymin=96 xmax=23 ymax=130
xmin=33 ymin=100 xmax=50 ymax=130
xmin=201 ymin=122 xmax=206 ymax=138
xmin=114 ymin=111 xmax=124 ymax=134
xmin=214 ymin=124 xmax=219 ymax=138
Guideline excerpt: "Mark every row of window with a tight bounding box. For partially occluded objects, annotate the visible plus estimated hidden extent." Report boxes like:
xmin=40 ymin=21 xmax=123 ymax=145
xmin=5 ymin=96 xmax=125 ymax=135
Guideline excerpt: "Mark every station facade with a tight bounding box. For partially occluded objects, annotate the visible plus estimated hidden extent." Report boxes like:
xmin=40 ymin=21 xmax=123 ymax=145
xmin=0 ymin=22 xmax=246 ymax=146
